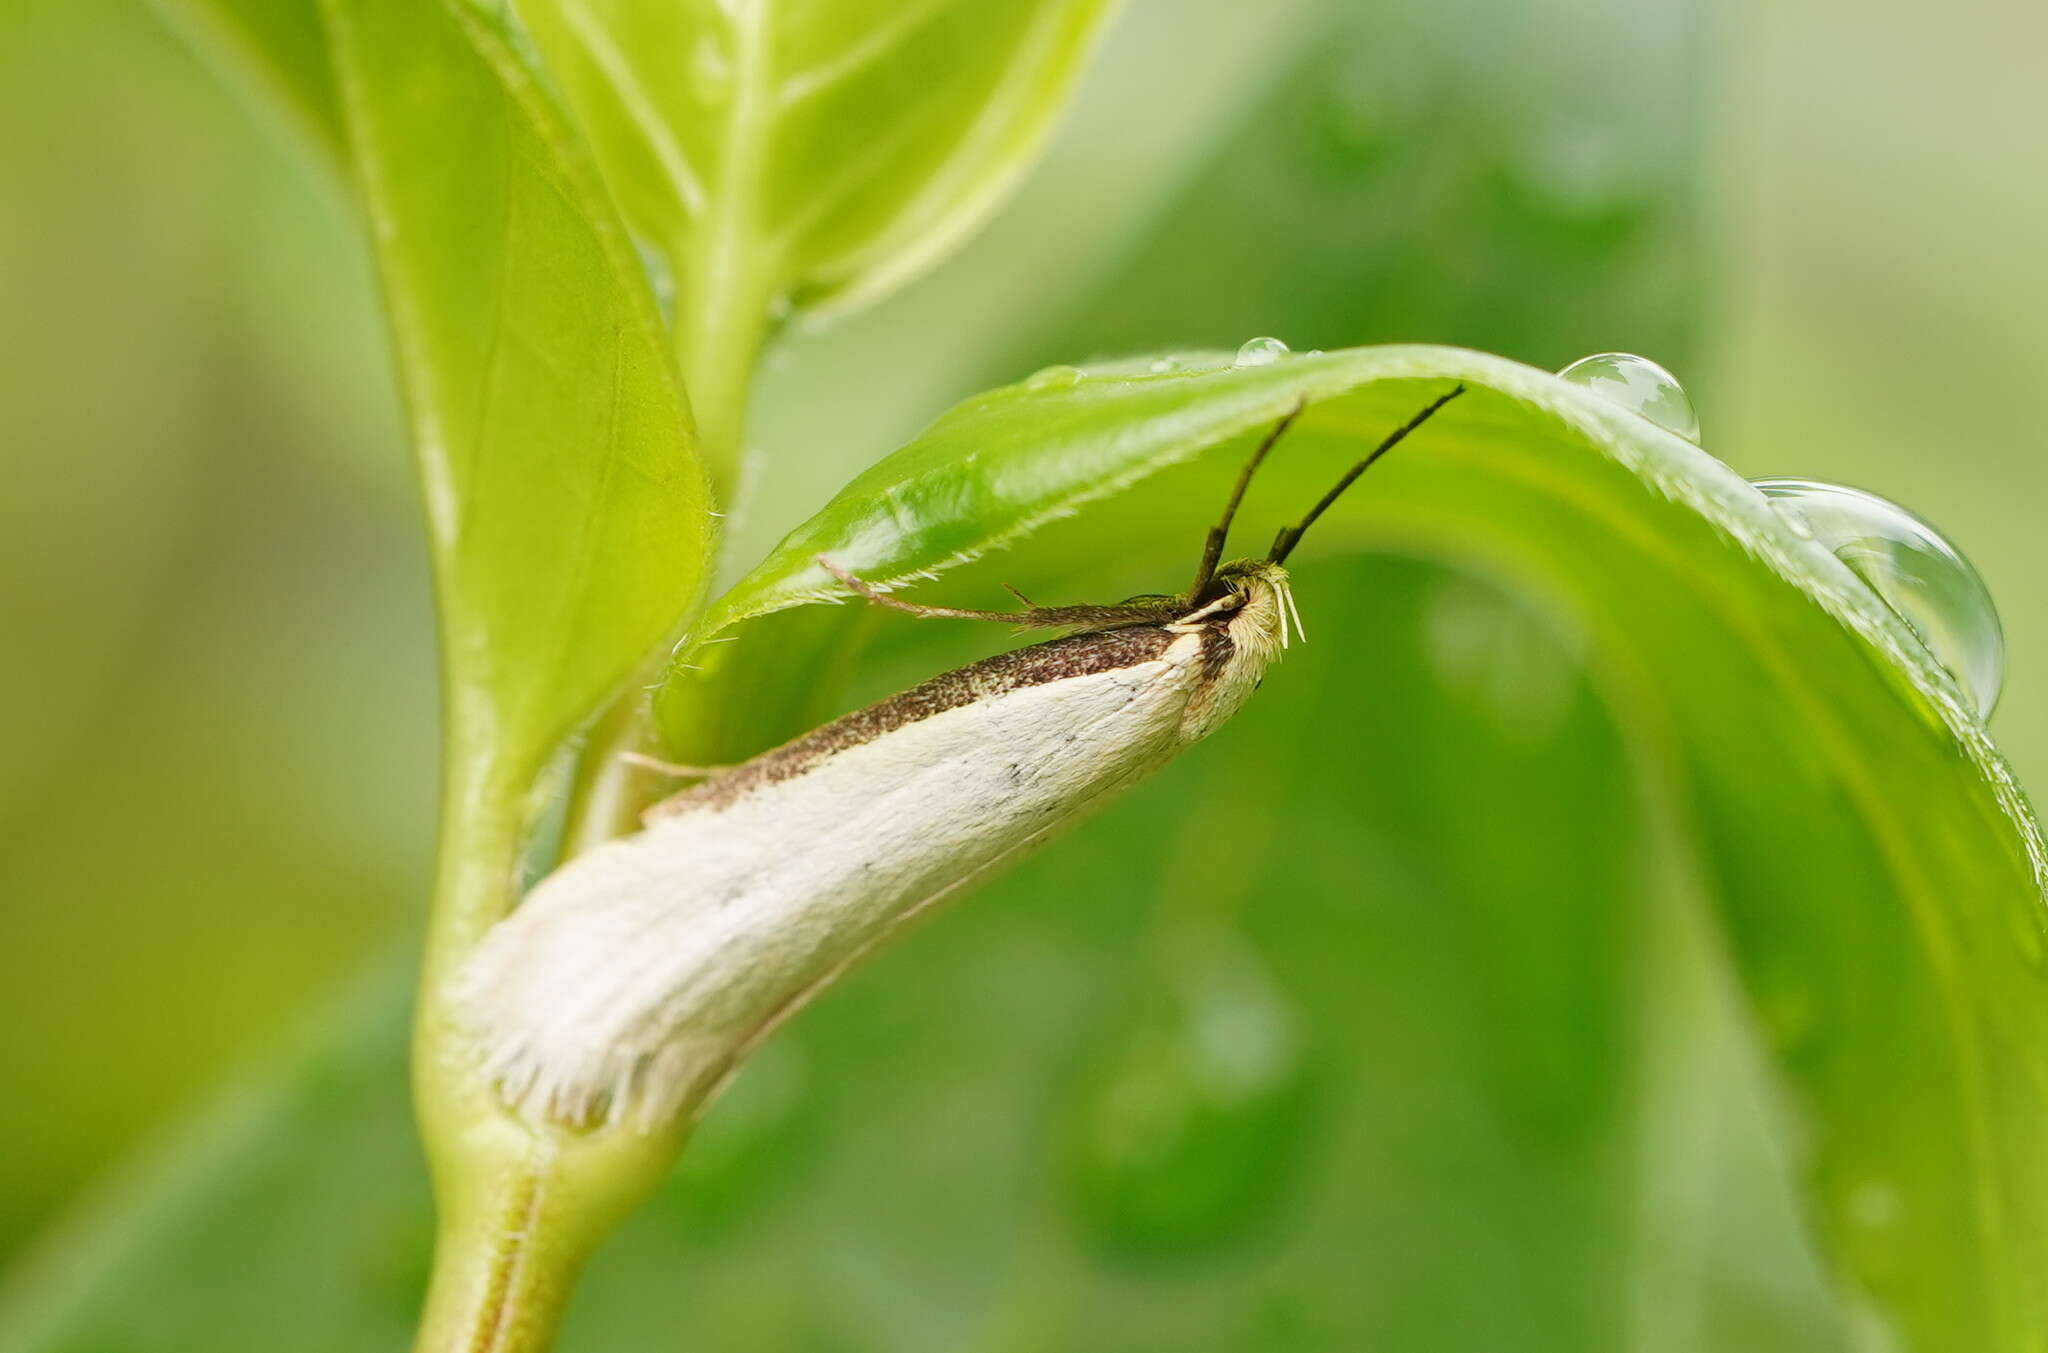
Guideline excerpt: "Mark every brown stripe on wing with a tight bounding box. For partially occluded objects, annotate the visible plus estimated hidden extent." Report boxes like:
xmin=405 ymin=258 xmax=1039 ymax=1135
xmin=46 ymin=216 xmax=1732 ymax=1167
xmin=651 ymin=624 xmax=1183 ymax=817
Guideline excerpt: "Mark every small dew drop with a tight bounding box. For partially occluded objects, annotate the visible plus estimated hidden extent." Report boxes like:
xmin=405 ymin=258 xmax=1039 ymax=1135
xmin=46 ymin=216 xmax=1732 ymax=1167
xmin=1752 ymin=478 xmax=2005 ymax=715
xmin=1024 ymin=363 xmax=1083 ymax=391
xmin=1557 ymin=351 xmax=1700 ymax=442
xmin=1148 ymin=356 xmax=1181 ymax=374
xmin=1234 ymin=336 xmax=1291 ymax=368
xmin=1067 ymin=946 xmax=1313 ymax=1255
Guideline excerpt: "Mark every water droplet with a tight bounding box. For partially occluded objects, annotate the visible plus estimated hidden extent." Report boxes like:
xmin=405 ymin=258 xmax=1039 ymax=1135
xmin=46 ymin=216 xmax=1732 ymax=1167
xmin=1024 ymin=363 xmax=1083 ymax=391
xmin=1557 ymin=352 xmax=1700 ymax=442
xmin=1067 ymin=945 xmax=1314 ymax=1254
xmin=1751 ymin=478 xmax=2004 ymax=715
xmin=1234 ymin=336 xmax=1291 ymax=368
xmin=1148 ymin=356 xmax=1181 ymax=374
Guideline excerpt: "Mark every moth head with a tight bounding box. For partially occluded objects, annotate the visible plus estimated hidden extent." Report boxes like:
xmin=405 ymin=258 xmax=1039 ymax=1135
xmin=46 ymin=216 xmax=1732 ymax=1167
xmin=1168 ymin=558 xmax=1295 ymax=741
xmin=1210 ymin=558 xmax=1300 ymax=652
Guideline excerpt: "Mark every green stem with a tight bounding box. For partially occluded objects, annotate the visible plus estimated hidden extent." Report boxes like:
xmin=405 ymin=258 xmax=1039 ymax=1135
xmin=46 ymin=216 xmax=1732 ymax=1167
xmin=412 ymin=1144 xmax=576 ymax=1353
xmin=410 ymin=744 xmax=685 ymax=1353
xmin=672 ymin=214 xmax=777 ymax=501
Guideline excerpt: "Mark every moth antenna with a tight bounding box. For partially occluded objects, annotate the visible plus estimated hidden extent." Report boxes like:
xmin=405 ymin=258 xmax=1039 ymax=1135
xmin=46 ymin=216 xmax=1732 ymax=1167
xmin=1189 ymin=400 xmax=1306 ymax=600
xmin=1267 ymin=384 xmax=1466 ymax=564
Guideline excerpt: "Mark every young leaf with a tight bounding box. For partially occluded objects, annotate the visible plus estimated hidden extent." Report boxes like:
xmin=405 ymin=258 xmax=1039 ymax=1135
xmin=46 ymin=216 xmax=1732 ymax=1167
xmin=325 ymin=0 xmax=713 ymax=814
xmin=515 ymin=0 xmax=1120 ymax=465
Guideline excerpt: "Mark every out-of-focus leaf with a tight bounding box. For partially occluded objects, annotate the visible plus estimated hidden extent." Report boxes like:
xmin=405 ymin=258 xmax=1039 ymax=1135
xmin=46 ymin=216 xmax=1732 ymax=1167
xmin=323 ymin=0 xmax=713 ymax=803
xmin=0 ymin=971 xmax=430 ymax=1353
xmin=148 ymin=0 xmax=343 ymax=166
xmin=516 ymin=0 xmax=1119 ymax=467
xmin=1018 ymin=0 xmax=1701 ymax=368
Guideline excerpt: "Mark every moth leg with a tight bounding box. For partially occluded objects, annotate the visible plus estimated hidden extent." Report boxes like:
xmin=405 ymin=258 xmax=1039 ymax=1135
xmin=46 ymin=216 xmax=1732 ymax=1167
xmin=1002 ymin=582 xmax=1036 ymax=607
xmin=617 ymin=751 xmax=732 ymax=779
xmin=818 ymin=555 xmax=1037 ymax=624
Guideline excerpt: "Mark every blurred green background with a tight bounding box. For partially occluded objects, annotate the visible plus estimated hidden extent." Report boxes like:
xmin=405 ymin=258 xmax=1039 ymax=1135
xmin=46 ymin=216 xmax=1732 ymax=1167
xmin=1 ymin=0 xmax=2043 ymax=1345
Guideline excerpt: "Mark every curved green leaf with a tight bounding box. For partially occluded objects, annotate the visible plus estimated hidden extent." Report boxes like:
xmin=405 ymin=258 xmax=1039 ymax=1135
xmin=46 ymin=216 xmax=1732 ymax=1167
xmin=679 ymin=345 xmax=2013 ymax=766
xmin=326 ymin=0 xmax=713 ymax=803
xmin=646 ymin=344 xmax=2048 ymax=1345
xmin=516 ymin=0 xmax=1119 ymax=464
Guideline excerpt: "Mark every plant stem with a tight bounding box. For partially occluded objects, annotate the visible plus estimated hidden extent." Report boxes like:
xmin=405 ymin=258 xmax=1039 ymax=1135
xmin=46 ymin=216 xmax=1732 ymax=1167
xmin=673 ymin=239 xmax=776 ymax=502
xmin=410 ymin=745 xmax=684 ymax=1353
xmin=412 ymin=1145 xmax=574 ymax=1353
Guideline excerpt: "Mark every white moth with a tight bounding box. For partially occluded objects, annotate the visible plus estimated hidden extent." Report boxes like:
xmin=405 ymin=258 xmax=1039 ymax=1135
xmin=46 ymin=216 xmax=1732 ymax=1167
xmin=455 ymin=388 xmax=1462 ymax=1129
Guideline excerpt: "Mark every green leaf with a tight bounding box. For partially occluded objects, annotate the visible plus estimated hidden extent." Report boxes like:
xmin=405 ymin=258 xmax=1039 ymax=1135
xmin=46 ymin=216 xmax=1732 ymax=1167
xmin=647 ymin=345 xmax=2048 ymax=1347
xmin=1014 ymin=0 xmax=1703 ymax=368
xmin=515 ymin=0 xmax=1120 ymax=467
xmin=325 ymin=0 xmax=713 ymax=808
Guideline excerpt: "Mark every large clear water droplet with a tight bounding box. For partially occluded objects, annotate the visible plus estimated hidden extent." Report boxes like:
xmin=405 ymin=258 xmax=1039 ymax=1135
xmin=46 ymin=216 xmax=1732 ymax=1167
xmin=1752 ymin=477 xmax=2004 ymax=715
xmin=1024 ymin=363 xmax=1083 ymax=391
xmin=1068 ymin=945 xmax=1314 ymax=1254
xmin=1234 ymin=336 xmax=1291 ymax=367
xmin=1557 ymin=352 xmax=1700 ymax=442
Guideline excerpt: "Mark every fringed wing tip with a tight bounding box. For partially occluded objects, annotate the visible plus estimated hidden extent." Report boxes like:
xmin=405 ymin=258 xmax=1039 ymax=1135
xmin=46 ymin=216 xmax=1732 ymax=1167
xmin=447 ymin=936 xmax=699 ymax=1133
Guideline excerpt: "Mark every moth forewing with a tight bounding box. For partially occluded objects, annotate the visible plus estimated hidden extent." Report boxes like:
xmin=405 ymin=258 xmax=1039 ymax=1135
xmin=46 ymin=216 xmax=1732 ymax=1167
xmin=454 ymin=564 xmax=1294 ymax=1129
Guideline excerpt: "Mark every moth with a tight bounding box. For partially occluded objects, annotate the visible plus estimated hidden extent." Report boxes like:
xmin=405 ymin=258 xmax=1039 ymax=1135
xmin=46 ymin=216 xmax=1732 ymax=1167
xmin=456 ymin=386 xmax=1464 ymax=1128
